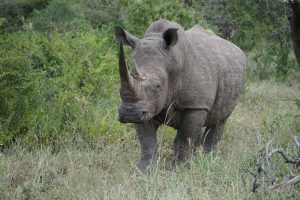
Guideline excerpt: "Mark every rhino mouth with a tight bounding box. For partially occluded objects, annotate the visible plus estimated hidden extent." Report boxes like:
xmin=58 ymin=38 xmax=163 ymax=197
xmin=118 ymin=102 xmax=152 ymax=123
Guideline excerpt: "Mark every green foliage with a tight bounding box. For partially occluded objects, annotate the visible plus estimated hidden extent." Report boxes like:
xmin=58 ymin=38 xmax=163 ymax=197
xmin=120 ymin=0 xmax=210 ymax=37
xmin=27 ymin=0 xmax=211 ymax=35
xmin=29 ymin=0 xmax=91 ymax=32
xmin=190 ymin=0 xmax=298 ymax=80
xmin=0 ymin=0 xmax=51 ymax=32
xmin=0 ymin=0 xmax=300 ymax=148
xmin=82 ymin=0 xmax=122 ymax=29
xmin=0 ymin=30 xmax=124 ymax=147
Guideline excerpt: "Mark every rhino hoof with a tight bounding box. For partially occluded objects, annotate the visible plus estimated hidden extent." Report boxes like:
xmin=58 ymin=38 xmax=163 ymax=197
xmin=137 ymin=161 xmax=155 ymax=172
xmin=171 ymin=159 xmax=191 ymax=171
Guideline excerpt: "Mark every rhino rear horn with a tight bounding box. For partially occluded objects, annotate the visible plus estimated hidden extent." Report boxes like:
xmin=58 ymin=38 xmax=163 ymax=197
xmin=115 ymin=26 xmax=140 ymax=48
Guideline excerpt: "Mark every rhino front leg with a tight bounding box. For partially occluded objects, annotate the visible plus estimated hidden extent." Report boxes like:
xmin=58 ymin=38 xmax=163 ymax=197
xmin=173 ymin=110 xmax=207 ymax=167
xmin=135 ymin=120 xmax=160 ymax=172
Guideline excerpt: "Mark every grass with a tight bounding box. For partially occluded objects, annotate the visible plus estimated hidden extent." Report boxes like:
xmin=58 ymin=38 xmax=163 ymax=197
xmin=1 ymin=79 xmax=300 ymax=200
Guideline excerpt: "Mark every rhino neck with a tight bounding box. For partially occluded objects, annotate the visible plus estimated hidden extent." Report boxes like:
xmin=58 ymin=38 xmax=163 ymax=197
xmin=165 ymin=35 xmax=187 ymax=109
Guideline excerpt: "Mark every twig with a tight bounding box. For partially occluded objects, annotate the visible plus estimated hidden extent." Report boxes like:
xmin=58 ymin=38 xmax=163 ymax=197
xmin=267 ymin=148 xmax=300 ymax=166
xmin=294 ymin=136 xmax=300 ymax=149
xmin=272 ymin=175 xmax=300 ymax=189
xmin=251 ymin=131 xmax=300 ymax=192
xmin=264 ymin=139 xmax=276 ymax=182
xmin=252 ymin=129 xmax=265 ymax=193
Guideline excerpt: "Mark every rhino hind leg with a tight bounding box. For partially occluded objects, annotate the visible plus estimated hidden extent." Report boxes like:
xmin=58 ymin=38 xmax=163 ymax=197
xmin=200 ymin=117 xmax=228 ymax=153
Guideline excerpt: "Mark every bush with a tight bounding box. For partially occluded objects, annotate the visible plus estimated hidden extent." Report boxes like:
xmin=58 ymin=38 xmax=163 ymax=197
xmin=190 ymin=0 xmax=298 ymax=80
xmin=0 ymin=30 xmax=124 ymax=148
xmin=120 ymin=0 xmax=211 ymax=37
xmin=0 ymin=0 xmax=51 ymax=32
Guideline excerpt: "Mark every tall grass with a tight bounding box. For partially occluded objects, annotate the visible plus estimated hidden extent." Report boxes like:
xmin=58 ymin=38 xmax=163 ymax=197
xmin=1 ymin=80 xmax=299 ymax=199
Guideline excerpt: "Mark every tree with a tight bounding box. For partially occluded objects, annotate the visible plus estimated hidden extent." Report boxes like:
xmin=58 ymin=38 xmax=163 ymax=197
xmin=287 ymin=0 xmax=300 ymax=65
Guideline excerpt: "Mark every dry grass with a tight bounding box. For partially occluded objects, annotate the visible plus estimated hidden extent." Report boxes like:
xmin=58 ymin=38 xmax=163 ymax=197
xmin=1 ymin=79 xmax=300 ymax=200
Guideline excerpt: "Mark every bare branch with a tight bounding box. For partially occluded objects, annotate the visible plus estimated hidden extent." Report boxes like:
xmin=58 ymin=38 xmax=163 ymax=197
xmin=266 ymin=148 xmax=300 ymax=166
xmin=252 ymin=132 xmax=300 ymax=192
xmin=294 ymin=136 xmax=300 ymax=149
xmin=266 ymin=139 xmax=273 ymax=156
xmin=252 ymin=130 xmax=264 ymax=193
xmin=252 ymin=130 xmax=275 ymax=192
xmin=272 ymin=175 xmax=300 ymax=189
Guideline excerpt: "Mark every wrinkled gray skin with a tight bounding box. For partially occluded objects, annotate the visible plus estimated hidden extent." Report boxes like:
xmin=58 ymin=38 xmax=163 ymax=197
xmin=115 ymin=19 xmax=246 ymax=171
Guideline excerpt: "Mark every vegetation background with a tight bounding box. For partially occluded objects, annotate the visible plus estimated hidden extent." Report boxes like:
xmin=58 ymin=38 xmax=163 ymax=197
xmin=0 ymin=0 xmax=299 ymax=199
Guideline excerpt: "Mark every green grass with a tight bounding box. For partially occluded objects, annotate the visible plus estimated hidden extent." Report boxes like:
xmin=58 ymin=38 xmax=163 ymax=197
xmin=1 ymin=80 xmax=300 ymax=199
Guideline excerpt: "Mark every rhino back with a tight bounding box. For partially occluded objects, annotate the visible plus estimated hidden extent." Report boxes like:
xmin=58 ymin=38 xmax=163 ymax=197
xmin=177 ymin=25 xmax=246 ymax=125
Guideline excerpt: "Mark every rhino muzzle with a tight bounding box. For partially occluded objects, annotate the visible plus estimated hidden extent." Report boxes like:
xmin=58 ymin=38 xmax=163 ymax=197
xmin=118 ymin=102 xmax=152 ymax=123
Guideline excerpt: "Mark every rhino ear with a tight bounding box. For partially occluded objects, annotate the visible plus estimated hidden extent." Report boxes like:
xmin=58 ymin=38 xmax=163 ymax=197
xmin=163 ymin=28 xmax=178 ymax=48
xmin=115 ymin=25 xmax=139 ymax=48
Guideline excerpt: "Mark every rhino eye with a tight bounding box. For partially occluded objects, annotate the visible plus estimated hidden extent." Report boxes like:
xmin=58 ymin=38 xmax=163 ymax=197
xmin=156 ymin=84 xmax=160 ymax=89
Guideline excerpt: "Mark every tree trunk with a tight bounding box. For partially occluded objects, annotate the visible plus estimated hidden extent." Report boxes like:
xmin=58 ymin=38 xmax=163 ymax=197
xmin=288 ymin=1 xmax=300 ymax=65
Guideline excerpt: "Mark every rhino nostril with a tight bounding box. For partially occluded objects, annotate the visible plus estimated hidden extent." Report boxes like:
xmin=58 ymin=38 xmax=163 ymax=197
xmin=141 ymin=111 xmax=147 ymax=116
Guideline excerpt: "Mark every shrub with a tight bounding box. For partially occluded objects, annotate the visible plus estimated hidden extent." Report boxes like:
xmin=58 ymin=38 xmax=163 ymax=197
xmin=0 ymin=30 xmax=124 ymax=148
xmin=0 ymin=0 xmax=50 ymax=32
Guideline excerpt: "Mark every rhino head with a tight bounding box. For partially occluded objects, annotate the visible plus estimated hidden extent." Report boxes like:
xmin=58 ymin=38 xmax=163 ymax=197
xmin=114 ymin=25 xmax=179 ymax=123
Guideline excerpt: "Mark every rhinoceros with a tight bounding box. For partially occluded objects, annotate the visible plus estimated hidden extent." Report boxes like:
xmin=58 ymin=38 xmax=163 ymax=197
xmin=114 ymin=19 xmax=246 ymax=171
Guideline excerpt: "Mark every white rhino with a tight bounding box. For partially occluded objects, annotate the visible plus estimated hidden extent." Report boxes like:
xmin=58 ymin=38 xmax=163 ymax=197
xmin=115 ymin=19 xmax=246 ymax=171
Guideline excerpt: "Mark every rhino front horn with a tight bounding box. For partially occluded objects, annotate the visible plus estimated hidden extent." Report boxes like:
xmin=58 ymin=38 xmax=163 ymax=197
xmin=118 ymin=41 xmax=138 ymax=99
